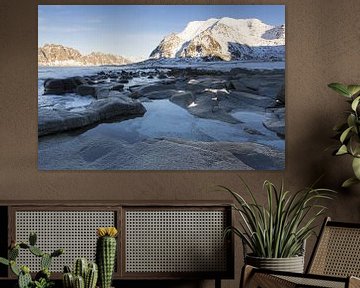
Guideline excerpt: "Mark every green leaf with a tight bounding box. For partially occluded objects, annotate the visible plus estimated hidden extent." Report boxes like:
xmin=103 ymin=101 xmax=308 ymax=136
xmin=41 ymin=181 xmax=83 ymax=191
xmin=340 ymin=126 xmax=353 ymax=143
xmin=351 ymin=96 xmax=360 ymax=111
xmin=342 ymin=177 xmax=360 ymax=188
xmin=349 ymin=135 xmax=360 ymax=156
xmin=347 ymin=114 xmax=356 ymax=128
xmin=328 ymin=83 xmax=351 ymax=97
xmin=347 ymin=85 xmax=360 ymax=97
xmin=0 ymin=257 xmax=9 ymax=266
xmin=336 ymin=145 xmax=348 ymax=155
xmin=352 ymin=157 xmax=360 ymax=179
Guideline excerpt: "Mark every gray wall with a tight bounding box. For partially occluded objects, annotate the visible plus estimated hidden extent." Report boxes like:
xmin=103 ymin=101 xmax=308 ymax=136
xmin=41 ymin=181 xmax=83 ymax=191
xmin=1 ymin=0 xmax=360 ymax=287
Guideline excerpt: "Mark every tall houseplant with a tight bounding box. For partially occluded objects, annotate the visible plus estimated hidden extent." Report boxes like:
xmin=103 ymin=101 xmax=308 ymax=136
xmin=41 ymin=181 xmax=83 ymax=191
xmin=221 ymin=179 xmax=334 ymax=272
xmin=328 ymin=83 xmax=360 ymax=187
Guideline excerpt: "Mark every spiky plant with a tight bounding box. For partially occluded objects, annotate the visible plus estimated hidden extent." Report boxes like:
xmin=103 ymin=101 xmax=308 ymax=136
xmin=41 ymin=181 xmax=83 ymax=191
xmin=63 ymin=260 xmax=98 ymax=288
xmin=221 ymin=179 xmax=335 ymax=258
xmin=96 ymin=227 xmax=118 ymax=288
xmin=328 ymin=83 xmax=360 ymax=187
xmin=0 ymin=232 xmax=63 ymax=288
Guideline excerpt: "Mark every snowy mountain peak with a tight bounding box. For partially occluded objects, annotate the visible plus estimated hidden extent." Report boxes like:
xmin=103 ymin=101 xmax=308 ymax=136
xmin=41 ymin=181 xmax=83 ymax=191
xmin=178 ymin=18 xmax=219 ymax=41
xmin=150 ymin=17 xmax=285 ymax=61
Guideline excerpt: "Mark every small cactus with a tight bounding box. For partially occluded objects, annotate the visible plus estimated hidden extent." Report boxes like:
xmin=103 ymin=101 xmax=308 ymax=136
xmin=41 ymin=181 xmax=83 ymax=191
xmin=63 ymin=272 xmax=74 ymax=288
xmin=74 ymin=275 xmax=85 ymax=288
xmin=63 ymin=259 xmax=98 ymax=288
xmin=0 ymin=232 xmax=63 ymax=288
xmin=85 ymin=263 xmax=98 ymax=288
xmin=96 ymin=227 xmax=118 ymax=288
xmin=74 ymin=258 xmax=88 ymax=279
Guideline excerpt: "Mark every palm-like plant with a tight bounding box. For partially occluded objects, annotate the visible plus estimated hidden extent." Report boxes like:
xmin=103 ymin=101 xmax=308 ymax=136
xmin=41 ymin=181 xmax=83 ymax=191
xmin=221 ymin=179 xmax=334 ymax=258
xmin=328 ymin=83 xmax=360 ymax=187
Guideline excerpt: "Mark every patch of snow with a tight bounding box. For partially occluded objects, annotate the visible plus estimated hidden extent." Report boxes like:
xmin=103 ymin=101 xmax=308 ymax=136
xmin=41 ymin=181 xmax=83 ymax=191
xmin=188 ymin=102 xmax=198 ymax=108
xmin=204 ymin=88 xmax=230 ymax=94
xmin=188 ymin=79 xmax=199 ymax=84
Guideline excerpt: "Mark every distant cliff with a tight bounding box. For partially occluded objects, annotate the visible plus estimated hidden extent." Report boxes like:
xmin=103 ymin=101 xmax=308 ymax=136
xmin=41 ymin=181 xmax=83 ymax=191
xmin=38 ymin=44 xmax=132 ymax=66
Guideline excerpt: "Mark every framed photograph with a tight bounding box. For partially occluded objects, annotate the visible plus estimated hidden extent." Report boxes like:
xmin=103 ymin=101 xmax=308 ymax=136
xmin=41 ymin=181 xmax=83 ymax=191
xmin=38 ymin=5 xmax=285 ymax=170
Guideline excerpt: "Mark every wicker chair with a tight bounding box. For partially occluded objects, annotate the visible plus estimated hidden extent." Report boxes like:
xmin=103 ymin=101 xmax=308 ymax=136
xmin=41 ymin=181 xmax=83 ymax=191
xmin=241 ymin=217 xmax=360 ymax=288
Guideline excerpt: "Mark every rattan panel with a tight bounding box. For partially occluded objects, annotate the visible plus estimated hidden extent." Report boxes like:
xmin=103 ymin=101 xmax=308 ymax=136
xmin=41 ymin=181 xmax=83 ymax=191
xmin=277 ymin=275 xmax=345 ymax=288
xmin=125 ymin=210 xmax=227 ymax=273
xmin=15 ymin=211 xmax=115 ymax=272
xmin=310 ymin=226 xmax=360 ymax=277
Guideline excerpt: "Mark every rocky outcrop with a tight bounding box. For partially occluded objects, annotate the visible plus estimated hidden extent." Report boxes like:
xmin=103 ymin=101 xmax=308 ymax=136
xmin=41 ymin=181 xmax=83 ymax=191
xmin=38 ymin=44 xmax=131 ymax=66
xmin=263 ymin=107 xmax=285 ymax=138
xmin=127 ymin=67 xmax=284 ymax=129
xmin=39 ymin=70 xmax=153 ymax=135
xmin=38 ymin=93 xmax=146 ymax=136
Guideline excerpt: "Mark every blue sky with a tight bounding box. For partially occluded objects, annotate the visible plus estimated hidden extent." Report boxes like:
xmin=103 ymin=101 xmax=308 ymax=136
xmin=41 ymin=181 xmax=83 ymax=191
xmin=38 ymin=5 xmax=285 ymax=59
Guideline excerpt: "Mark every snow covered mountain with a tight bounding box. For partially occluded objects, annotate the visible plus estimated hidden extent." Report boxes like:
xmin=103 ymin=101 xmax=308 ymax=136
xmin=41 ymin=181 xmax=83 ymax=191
xmin=149 ymin=18 xmax=285 ymax=61
xmin=38 ymin=44 xmax=132 ymax=66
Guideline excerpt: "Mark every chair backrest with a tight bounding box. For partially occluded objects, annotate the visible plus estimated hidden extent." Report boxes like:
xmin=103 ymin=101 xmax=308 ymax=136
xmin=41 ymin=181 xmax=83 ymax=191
xmin=307 ymin=217 xmax=360 ymax=277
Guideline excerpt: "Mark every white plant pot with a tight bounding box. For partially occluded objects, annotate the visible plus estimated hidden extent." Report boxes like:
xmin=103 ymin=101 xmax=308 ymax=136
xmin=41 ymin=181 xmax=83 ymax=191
xmin=245 ymin=254 xmax=305 ymax=273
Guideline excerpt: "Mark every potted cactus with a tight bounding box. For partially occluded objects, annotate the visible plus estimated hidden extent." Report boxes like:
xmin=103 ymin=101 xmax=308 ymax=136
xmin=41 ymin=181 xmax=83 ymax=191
xmin=0 ymin=232 xmax=64 ymax=288
xmin=96 ymin=227 xmax=118 ymax=288
xmin=62 ymin=258 xmax=98 ymax=288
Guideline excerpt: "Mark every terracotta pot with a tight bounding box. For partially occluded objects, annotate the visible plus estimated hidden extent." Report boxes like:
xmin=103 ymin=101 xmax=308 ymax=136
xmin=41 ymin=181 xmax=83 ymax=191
xmin=245 ymin=254 xmax=305 ymax=273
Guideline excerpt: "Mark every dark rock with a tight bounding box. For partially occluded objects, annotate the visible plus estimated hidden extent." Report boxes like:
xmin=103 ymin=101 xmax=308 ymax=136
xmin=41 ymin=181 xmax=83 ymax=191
xmin=129 ymin=91 xmax=141 ymax=99
xmin=170 ymin=91 xmax=194 ymax=108
xmin=276 ymin=84 xmax=285 ymax=105
xmin=131 ymin=83 xmax=177 ymax=96
xmin=145 ymin=89 xmax=178 ymax=100
xmin=228 ymin=79 xmax=259 ymax=93
xmin=76 ymin=85 xmax=110 ymax=99
xmin=44 ymin=77 xmax=87 ymax=95
xmin=228 ymin=91 xmax=273 ymax=108
xmin=258 ymin=81 xmax=283 ymax=98
xmin=118 ymin=79 xmax=129 ymax=84
xmin=158 ymin=73 xmax=167 ymax=79
xmin=111 ymin=84 xmax=124 ymax=91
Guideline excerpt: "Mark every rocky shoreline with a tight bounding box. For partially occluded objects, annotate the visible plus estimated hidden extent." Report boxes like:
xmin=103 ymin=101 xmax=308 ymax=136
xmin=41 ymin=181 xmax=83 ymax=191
xmin=39 ymin=67 xmax=285 ymax=137
xmin=38 ymin=65 xmax=285 ymax=170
